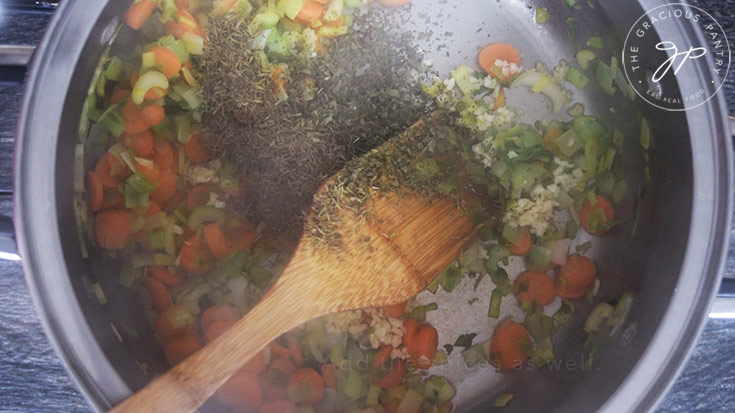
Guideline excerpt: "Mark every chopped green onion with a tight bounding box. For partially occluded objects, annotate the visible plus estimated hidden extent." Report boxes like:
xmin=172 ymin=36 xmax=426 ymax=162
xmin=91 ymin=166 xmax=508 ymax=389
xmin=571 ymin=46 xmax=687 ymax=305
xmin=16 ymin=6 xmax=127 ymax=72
xmin=132 ymin=70 xmax=169 ymax=105
xmin=565 ymin=17 xmax=576 ymax=42
xmin=488 ymin=288 xmax=502 ymax=318
xmin=174 ymin=114 xmax=192 ymax=143
xmin=566 ymin=102 xmax=585 ymax=117
xmin=586 ymin=36 xmax=604 ymax=49
xmin=489 ymin=269 xmax=513 ymax=296
xmin=566 ymin=66 xmax=589 ymax=89
xmin=404 ymin=302 xmax=438 ymax=321
xmin=188 ymin=206 xmax=226 ymax=230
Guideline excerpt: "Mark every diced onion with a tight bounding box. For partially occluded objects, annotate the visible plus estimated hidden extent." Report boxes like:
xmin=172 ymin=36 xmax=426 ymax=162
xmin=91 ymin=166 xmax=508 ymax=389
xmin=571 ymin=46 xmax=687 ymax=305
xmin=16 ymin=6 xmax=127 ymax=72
xmin=550 ymin=238 xmax=571 ymax=266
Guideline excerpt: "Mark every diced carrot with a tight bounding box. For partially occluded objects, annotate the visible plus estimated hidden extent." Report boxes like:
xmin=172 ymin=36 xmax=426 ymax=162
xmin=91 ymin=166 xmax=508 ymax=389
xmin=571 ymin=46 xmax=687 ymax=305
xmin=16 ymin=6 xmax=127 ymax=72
xmin=271 ymin=358 xmax=297 ymax=376
xmin=405 ymin=324 xmax=438 ymax=369
xmin=371 ymin=346 xmax=406 ymax=388
xmin=203 ymin=223 xmax=230 ymax=258
xmin=578 ymin=195 xmax=616 ymax=236
xmin=141 ymin=104 xmax=166 ymax=129
xmin=164 ymin=9 xmax=204 ymax=39
xmin=513 ymin=271 xmax=555 ymax=307
xmin=87 ymin=171 xmax=103 ymax=212
xmin=287 ymin=337 xmax=304 ymax=366
xmin=321 ymin=364 xmax=337 ymax=389
xmin=110 ymin=88 xmax=130 ymax=105
xmin=152 ymin=139 xmax=175 ymax=170
xmin=259 ymin=400 xmax=296 ymax=413
xmin=150 ymin=169 xmax=178 ymax=205
xmin=216 ymin=369 xmax=263 ymax=412
xmin=184 ymin=133 xmax=210 ymax=164
xmin=262 ymin=383 xmax=286 ymax=402
xmin=507 ymin=227 xmax=532 ymax=256
xmin=384 ymin=301 xmax=408 ymax=318
xmin=295 ymin=1 xmax=324 ymax=24
xmin=384 ymin=401 xmax=400 ymax=413
xmin=270 ymin=342 xmax=292 ymax=359
xmin=134 ymin=158 xmax=161 ymax=182
xmin=186 ymin=184 xmax=217 ymax=211
xmin=122 ymin=99 xmax=150 ymax=135
xmin=145 ymin=276 xmax=172 ymax=312
xmin=162 ymin=190 xmax=187 ymax=212
xmin=478 ymin=42 xmax=522 ymax=81
xmin=178 ymin=232 xmax=215 ymax=274
xmin=149 ymin=46 xmax=182 ymax=79
xmin=489 ymin=320 xmax=531 ymax=371
xmin=95 ymin=153 xmax=125 ymax=189
xmin=230 ymin=227 xmax=257 ymax=252
xmin=378 ymin=0 xmax=412 ymax=6
xmin=554 ymin=254 xmax=597 ymax=299
xmin=95 ymin=209 xmax=132 ymax=249
xmin=155 ymin=312 xmax=186 ymax=338
xmin=163 ymin=328 xmax=201 ymax=365
xmin=286 ymin=368 xmax=324 ymax=405
xmin=101 ymin=191 xmax=125 ymax=210
xmin=205 ymin=319 xmax=236 ymax=343
xmin=243 ymin=351 xmax=266 ymax=374
xmin=149 ymin=266 xmax=183 ymax=286
xmin=124 ymin=0 xmax=156 ymax=30
xmin=145 ymin=87 xmax=168 ymax=101
xmin=402 ymin=318 xmax=420 ymax=348
xmin=144 ymin=201 xmax=161 ymax=217
xmin=200 ymin=305 xmax=239 ymax=333
xmin=129 ymin=130 xmax=155 ymax=157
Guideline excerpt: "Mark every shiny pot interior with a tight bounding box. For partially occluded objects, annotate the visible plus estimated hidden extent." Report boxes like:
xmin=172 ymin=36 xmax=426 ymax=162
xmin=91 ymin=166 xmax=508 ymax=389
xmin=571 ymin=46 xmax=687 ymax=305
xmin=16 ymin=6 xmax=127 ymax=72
xmin=14 ymin=0 xmax=732 ymax=412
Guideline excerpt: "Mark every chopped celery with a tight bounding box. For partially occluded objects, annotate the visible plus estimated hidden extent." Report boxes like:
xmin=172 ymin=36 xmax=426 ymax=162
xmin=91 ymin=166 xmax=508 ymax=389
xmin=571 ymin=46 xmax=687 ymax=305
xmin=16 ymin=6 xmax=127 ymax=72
xmin=287 ymin=379 xmax=314 ymax=404
xmin=586 ymin=36 xmax=604 ymax=49
xmin=584 ymin=303 xmax=614 ymax=333
xmin=612 ymin=179 xmax=627 ymax=203
xmin=532 ymin=337 xmax=555 ymax=367
xmin=489 ymin=269 xmax=513 ymax=296
xmin=248 ymin=264 xmax=273 ymax=288
xmin=100 ymin=106 xmax=126 ymax=137
xmin=451 ymin=65 xmax=481 ymax=96
xmin=344 ymin=0 xmax=363 ymax=7
xmin=188 ymin=206 xmax=226 ymax=230
xmin=142 ymin=52 xmax=156 ymax=70
xmin=595 ymin=60 xmax=616 ymax=95
xmin=609 ymin=293 xmax=633 ymax=335
xmin=528 ymin=245 xmax=552 ymax=271
xmin=565 ymin=17 xmax=576 ymax=42
xmin=159 ymin=0 xmax=177 ymax=22
xmin=182 ymin=32 xmax=204 ymax=55
xmin=531 ymin=74 xmax=551 ymax=93
xmin=484 ymin=245 xmax=510 ymax=274
xmin=566 ymin=66 xmax=588 ymax=89
xmin=174 ymin=114 xmax=191 ymax=143
xmin=461 ymin=343 xmax=486 ymax=367
xmin=343 ymin=367 xmax=363 ymax=400
xmin=488 ymin=288 xmax=502 ymax=318
xmin=575 ymin=49 xmax=596 ymax=70
xmin=575 ymin=240 xmax=592 ymax=253
xmin=105 ymin=56 xmax=123 ymax=81
xmin=586 ymin=278 xmax=601 ymax=302
xmin=366 ymin=385 xmax=381 ymax=406
xmin=277 ymin=0 xmax=306 ymax=20
xmin=318 ymin=25 xmax=349 ymax=38
xmin=324 ymin=0 xmax=344 ymax=22
xmin=164 ymin=304 xmax=193 ymax=329
xmin=397 ymin=389 xmax=424 ymax=413
xmin=556 ymin=129 xmax=583 ymax=157
xmin=180 ymin=86 xmax=202 ymax=110
xmin=432 ymin=349 xmax=448 ymax=366
xmin=404 ymin=302 xmax=438 ymax=321
xmin=149 ymin=229 xmax=165 ymax=250
xmin=535 ymin=7 xmax=550 ymax=24
xmin=266 ymin=28 xmax=290 ymax=55
xmin=493 ymin=393 xmax=514 ymax=408
xmin=126 ymin=173 xmax=158 ymax=194
xmin=640 ymin=118 xmax=650 ymax=149
xmin=563 ymin=0 xmax=576 ymax=9
xmin=553 ymin=299 xmax=575 ymax=324
xmin=132 ymin=70 xmax=169 ymax=105
xmin=254 ymin=11 xmax=281 ymax=28
xmin=153 ymin=253 xmax=176 ymax=266
xmin=92 ymin=282 xmax=108 ymax=305
xmin=438 ymin=265 xmax=463 ymax=292
xmin=118 ymin=263 xmax=141 ymax=288
xmin=181 ymin=66 xmax=198 ymax=86
xmin=524 ymin=310 xmax=555 ymax=341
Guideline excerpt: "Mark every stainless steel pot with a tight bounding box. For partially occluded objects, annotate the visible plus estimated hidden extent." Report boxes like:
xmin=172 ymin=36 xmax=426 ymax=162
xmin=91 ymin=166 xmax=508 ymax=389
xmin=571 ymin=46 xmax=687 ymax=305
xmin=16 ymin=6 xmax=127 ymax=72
xmin=4 ymin=0 xmax=734 ymax=411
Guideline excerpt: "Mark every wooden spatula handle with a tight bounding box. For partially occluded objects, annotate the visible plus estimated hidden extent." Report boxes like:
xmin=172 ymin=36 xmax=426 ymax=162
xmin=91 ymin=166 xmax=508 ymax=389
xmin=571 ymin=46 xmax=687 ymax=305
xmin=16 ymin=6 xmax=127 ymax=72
xmin=111 ymin=283 xmax=311 ymax=413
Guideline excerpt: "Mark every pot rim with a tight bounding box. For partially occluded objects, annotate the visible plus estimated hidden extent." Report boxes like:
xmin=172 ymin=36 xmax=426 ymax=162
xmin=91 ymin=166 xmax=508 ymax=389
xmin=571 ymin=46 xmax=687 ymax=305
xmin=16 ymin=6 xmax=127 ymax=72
xmin=12 ymin=1 xmax=733 ymax=412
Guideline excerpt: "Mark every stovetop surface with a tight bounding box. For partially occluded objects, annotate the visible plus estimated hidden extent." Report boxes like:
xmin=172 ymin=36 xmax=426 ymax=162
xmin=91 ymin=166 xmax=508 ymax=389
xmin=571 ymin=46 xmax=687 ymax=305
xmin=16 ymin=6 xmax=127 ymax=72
xmin=0 ymin=1 xmax=734 ymax=412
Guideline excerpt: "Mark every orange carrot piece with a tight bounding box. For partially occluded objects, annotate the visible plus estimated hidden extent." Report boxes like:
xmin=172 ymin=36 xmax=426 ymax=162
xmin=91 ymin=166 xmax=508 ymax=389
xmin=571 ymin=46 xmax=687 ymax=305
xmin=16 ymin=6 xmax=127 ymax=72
xmin=134 ymin=158 xmax=161 ymax=182
xmin=164 ymin=9 xmax=204 ymax=39
xmin=406 ymin=324 xmax=438 ymax=369
xmin=110 ymin=88 xmax=130 ymax=105
xmin=216 ymin=369 xmax=263 ymax=412
xmin=178 ymin=232 xmax=215 ymax=275
xmin=243 ymin=351 xmax=266 ymax=374
xmin=271 ymin=358 xmax=297 ymax=376
xmin=150 ymin=46 xmax=183 ymax=79
xmin=295 ymin=1 xmax=324 ymax=24
xmin=155 ymin=312 xmax=186 ymax=338
xmin=145 ymin=276 xmax=172 ymax=312
xmin=270 ymin=342 xmax=292 ymax=359
xmin=555 ymin=254 xmax=597 ymax=299
xmin=478 ymin=42 xmax=522 ymax=81
xmin=150 ymin=169 xmax=177 ymax=205
xmin=95 ymin=153 xmax=124 ymax=189
xmin=287 ymin=337 xmax=304 ymax=366
xmin=95 ymin=209 xmax=132 ymax=250
xmin=186 ymin=184 xmax=217 ymax=211
xmin=260 ymin=400 xmax=296 ymax=413
xmin=489 ymin=320 xmax=531 ymax=371
xmin=204 ymin=319 xmax=236 ymax=343
xmin=163 ymin=328 xmax=201 ymax=365
xmin=287 ymin=368 xmax=324 ymax=405
xmin=384 ymin=301 xmax=408 ymax=318
xmin=151 ymin=139 xmax=175 ymax=170
xmin=513 ymin=271 xmax=555 ymax=307
xmin=124 ymin=0 xmax=157 ymax=30
xmin=578 ymin=195 xmax=616 ymax=236
xmin=230 ymin=228 xmax=257 ymax=252
xmin=200 ymin=305 xmax=239 ymax=333
xmin=507 ymin=227 xmax=532 ymax=256
xmin=184 ymin=133 xmax=210 ymax=164
xmin=149 ymin=266 xmax=183 ymax=286
xmin=321 ymin=364 xmax=337 ymax=389
xmin=402 ymin=318 xmax=420 ymax=348
xmin=372 ymin=345 xmax=406 ymax=388
xmin=87 ymin=171 xmax=104 ymax=212
xmin=122 ymin=99 xmax=150 ymax=135
xmin=141 ymin=104 xmax=166 ymax=129
xmin=203 ymin=223 xmax=230 ymax=259
xmin=262 ymin=384 xmax=286 ymax=402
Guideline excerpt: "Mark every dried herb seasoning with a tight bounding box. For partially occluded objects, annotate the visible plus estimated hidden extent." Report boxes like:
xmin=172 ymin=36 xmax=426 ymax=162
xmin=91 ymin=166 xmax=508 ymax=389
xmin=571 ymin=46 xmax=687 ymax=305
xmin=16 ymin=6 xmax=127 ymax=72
xmin=201 ymin=11 xmax=435 ymax=235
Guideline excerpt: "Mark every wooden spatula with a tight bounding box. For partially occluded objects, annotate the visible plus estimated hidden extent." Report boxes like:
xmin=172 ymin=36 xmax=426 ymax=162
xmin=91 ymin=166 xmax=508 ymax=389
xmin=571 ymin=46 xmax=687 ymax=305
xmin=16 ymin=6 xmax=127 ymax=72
xmin=112 ymin=122 xmax=480 ymax=413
